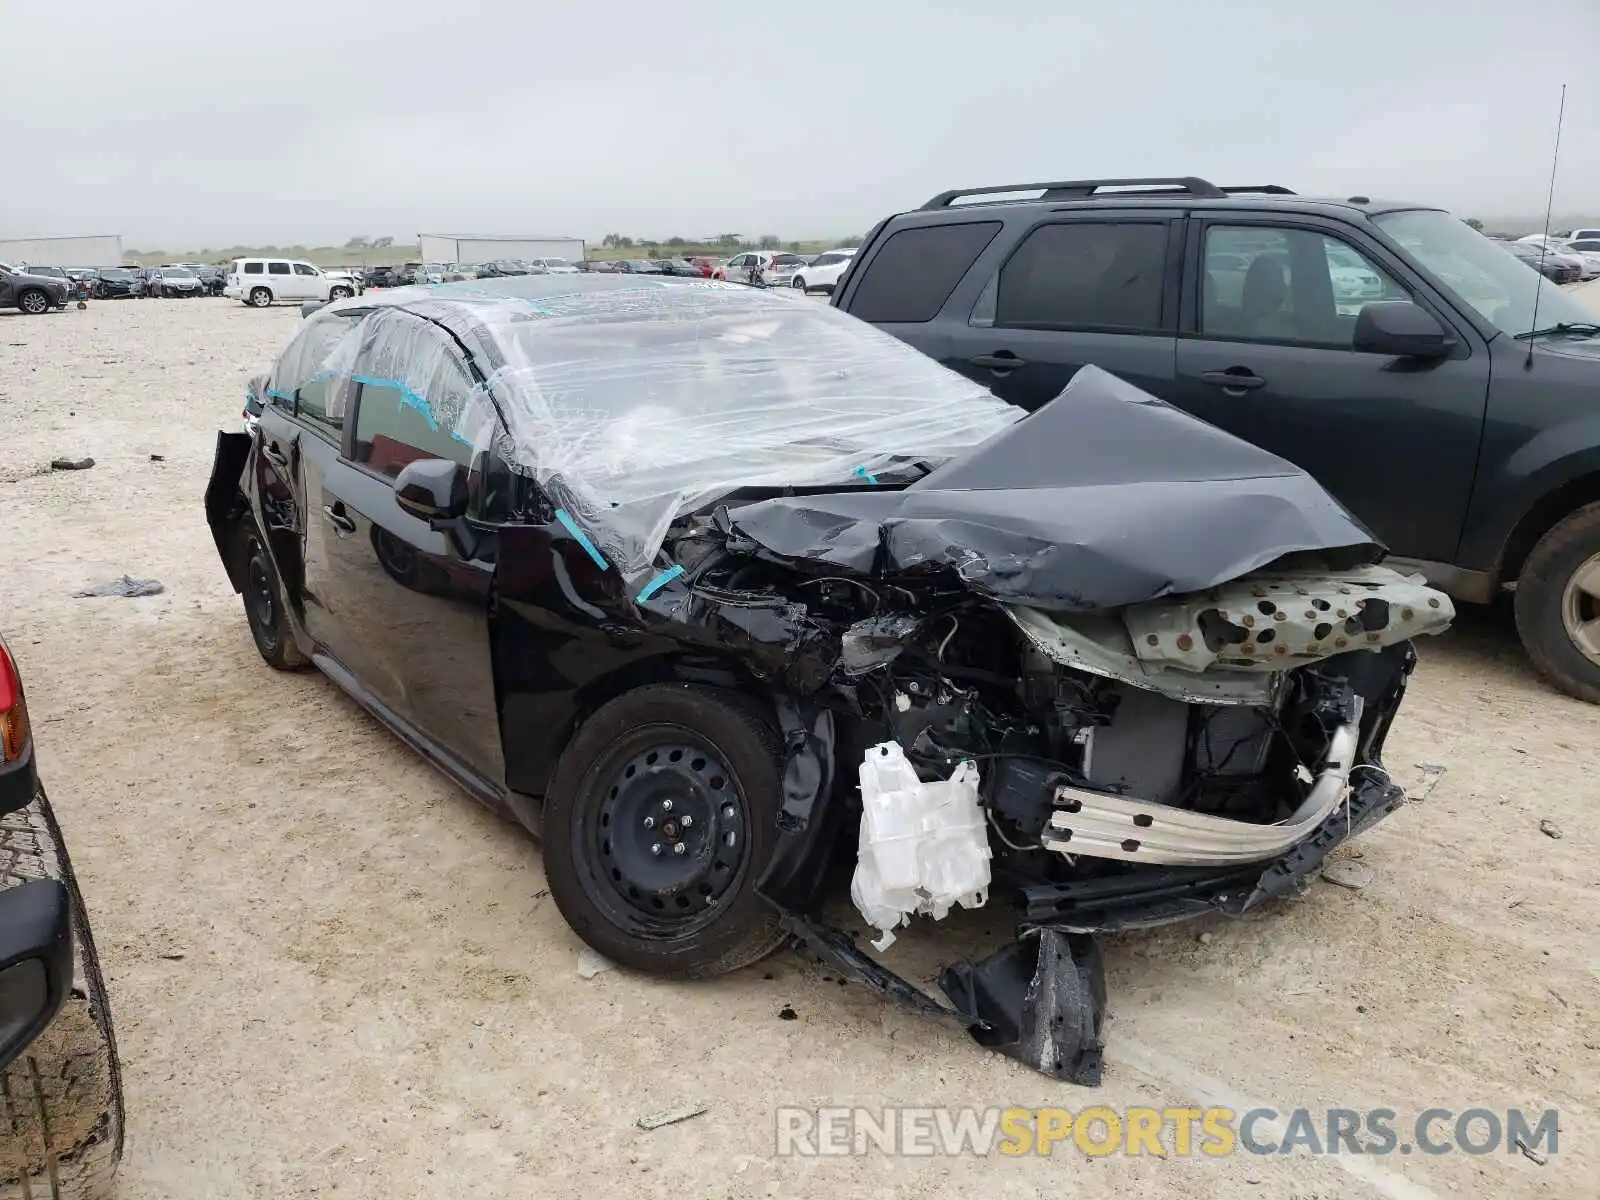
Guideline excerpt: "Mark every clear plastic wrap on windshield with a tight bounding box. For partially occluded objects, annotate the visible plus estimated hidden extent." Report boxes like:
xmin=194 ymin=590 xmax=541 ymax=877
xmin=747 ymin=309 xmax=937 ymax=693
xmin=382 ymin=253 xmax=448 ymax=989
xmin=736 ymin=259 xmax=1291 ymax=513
xmin=479 ymin=284 xmax=1021 ymax=577
xmin=271 ymin=281 xmax=1023 ymax=580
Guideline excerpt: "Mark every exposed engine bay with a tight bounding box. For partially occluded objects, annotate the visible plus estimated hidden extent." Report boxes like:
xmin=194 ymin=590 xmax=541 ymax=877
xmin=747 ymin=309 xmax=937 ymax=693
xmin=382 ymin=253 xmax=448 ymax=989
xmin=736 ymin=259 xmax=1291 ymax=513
xmin=644 ymin=514 xmax=1452 ymax=1083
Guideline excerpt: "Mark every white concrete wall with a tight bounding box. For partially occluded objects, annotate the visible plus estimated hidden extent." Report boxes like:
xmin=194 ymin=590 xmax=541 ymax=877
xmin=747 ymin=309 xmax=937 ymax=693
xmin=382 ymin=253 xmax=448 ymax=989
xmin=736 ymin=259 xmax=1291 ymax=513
xmin=419 ymin=235 xmax=584 ymax=264
xmin=0 ymin=235 xmax=123 ymax=267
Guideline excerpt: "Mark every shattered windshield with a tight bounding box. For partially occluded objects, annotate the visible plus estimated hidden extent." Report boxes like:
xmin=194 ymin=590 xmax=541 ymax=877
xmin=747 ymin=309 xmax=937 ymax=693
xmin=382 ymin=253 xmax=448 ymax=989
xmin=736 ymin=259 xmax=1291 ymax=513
xmin=1375 ymin=209 xmax=1594 ymax=338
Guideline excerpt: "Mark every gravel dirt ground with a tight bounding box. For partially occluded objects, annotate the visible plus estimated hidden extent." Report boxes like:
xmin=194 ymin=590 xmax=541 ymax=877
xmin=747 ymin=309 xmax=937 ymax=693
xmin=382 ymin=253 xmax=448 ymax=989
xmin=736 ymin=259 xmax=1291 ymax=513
xmin=0 ymin=292 xmax=1596 ymax=1199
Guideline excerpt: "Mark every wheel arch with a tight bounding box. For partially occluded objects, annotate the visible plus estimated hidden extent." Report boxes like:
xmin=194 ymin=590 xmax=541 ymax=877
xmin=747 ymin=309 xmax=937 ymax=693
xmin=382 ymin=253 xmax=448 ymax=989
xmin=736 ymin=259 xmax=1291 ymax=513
xmin=1498 ymin=469 xmax=1600 ymax=584
xmin=505 ymin=650 xmax=765 ymax=802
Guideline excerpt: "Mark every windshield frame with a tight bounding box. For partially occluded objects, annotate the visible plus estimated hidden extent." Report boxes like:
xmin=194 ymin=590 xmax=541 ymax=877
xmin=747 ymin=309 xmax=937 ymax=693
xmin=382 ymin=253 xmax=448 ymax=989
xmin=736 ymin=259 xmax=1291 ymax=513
xmin=1373 ymin=208 xmax=1594 ymax=339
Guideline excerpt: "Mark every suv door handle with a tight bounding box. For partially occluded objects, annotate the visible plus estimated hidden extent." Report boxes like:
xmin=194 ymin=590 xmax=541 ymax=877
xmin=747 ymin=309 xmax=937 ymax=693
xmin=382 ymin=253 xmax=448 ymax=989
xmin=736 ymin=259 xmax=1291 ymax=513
xmin=322 ymin=504 xmax=356 ymax=534
xmin=1200 ymin=369 xmax=1266 ymax=391
xmin=970 ymin=352 xmax=1026 ymax=371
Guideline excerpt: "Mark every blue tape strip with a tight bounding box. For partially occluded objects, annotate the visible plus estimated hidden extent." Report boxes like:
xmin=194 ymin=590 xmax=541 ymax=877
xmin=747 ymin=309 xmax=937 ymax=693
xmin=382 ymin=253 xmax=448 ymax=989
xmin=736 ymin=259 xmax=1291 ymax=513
xmin=635 ymin=564 xmax=685 ymax=602
xmin=265 ymin=387 xmax=292 ymax=401
xmin=555 ymin=509 xmax=609 ymax=569
xmin=854 ymin=465 xmax=879 ymax=485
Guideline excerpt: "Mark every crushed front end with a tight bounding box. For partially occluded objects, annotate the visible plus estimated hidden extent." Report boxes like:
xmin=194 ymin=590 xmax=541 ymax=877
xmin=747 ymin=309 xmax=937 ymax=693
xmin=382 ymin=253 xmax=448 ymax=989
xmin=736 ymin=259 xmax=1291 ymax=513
xmin=628 ymin=367 xmax=1454 ymax=1085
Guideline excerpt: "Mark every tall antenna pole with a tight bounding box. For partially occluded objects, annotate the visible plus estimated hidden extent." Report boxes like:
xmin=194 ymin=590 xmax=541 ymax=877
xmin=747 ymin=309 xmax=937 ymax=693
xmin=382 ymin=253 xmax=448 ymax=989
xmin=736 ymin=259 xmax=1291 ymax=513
xmin=1526 ymin=84 xmax=1567 ymax=368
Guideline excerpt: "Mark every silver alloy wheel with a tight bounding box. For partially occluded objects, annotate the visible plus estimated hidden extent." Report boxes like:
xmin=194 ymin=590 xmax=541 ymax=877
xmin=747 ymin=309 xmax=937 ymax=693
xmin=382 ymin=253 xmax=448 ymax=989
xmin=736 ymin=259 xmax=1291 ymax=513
xmin=1560 ymin=553 xmax=1600 ymax=663
xmin=19 ymin=290 xmax=48 ymax=314
xmin=330 ymin=286 xmax=352 ymax=300
xmin=249 ymin=288 xmax=272 ymax=308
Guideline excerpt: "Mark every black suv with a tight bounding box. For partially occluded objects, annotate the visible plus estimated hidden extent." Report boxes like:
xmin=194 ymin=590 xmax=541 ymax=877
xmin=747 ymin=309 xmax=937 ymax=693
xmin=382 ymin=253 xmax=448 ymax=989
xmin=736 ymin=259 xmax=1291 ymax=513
xmin=833 ymin=175 xmax=1600 ymax=701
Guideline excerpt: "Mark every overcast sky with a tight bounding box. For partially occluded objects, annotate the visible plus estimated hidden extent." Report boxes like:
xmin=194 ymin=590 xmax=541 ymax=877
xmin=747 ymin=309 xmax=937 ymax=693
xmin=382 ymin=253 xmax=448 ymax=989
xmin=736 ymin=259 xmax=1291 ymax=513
xmin=3 ymin=0 xmax=1596 ymax=248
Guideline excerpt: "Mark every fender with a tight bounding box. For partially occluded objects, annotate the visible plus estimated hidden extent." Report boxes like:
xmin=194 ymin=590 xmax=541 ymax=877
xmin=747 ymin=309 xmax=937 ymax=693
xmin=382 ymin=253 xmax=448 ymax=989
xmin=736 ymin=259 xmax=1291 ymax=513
xmin=1459 ymin=420 xmax=1600 ymax=578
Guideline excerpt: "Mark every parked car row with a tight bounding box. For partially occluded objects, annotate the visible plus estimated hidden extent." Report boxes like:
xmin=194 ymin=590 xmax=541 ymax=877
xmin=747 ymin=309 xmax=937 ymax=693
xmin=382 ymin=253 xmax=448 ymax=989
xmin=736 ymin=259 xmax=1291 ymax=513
xmin=1511 ymin=234 xmax=1600 ymax=282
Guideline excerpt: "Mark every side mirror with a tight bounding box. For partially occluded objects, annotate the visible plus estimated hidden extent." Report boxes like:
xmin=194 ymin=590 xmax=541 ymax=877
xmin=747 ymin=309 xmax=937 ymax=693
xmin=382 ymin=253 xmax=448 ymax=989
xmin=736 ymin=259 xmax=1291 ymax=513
xmin=1352 ymin=302 xmax=1454 ymax=359
xmin=0 ymin=880 xmax=73 ymax=1073
xmin=395 ymin=458 xmax=467 ymax=522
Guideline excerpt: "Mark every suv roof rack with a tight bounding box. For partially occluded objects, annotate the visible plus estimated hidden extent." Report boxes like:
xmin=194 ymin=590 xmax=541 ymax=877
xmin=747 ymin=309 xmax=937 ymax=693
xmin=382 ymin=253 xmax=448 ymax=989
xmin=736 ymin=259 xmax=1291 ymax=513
xmin=921 ymin=176 xmax=1231 ymax=209
xmin=1220 ymin=184 xmax=1297 ymax=196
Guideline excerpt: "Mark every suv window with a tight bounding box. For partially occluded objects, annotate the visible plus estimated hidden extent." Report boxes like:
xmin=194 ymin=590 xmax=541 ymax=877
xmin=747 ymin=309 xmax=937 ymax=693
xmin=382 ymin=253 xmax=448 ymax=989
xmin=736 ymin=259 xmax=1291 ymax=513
xmin=1200 ymin=226 xmax=1408 ymax=347
xmin=847 ymin=222 xmax=1000 ymax=324
xmin=243 ymin=261 xmax=263 ymax=274
xmin=1569 ymin=239 xmax=1600 ymax=253
xmin=979 ymin=221 xmax=1167 ymax=332
xmin=353 ymin=339 xmax=478 ymax=480
xmin=293 ymin=263 xmax=317 ymax=276
xmin=268 ymin=262 xmax=290 ymax=275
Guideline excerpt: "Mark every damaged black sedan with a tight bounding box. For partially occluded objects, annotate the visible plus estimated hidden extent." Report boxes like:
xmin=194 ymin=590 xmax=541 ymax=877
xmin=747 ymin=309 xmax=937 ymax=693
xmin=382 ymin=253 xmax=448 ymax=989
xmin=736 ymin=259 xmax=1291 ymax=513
xmin=205 ymin=275 xmax=1452 ymax=1083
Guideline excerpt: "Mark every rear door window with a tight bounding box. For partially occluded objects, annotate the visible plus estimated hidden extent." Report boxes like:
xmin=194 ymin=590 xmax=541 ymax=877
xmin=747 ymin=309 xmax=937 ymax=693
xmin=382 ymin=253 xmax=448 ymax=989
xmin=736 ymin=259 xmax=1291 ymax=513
xmin=846 ymin=221 xmax=1001 ymax=323
xmin=984 ymin=221 xmax=1168 ymax=332
xmin=268 ymin=262 xmax=290 ymax=275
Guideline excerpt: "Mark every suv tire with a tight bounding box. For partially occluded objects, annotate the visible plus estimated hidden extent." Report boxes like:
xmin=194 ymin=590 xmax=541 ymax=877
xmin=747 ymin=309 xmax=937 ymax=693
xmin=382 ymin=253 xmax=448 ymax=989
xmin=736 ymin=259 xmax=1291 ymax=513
xmin=0 ymin=790 xmax=123 ymax=1200
xmin=329 ymin=286 xmax=352 ymax=301
xmin=247 ymin=287 xmax=273 ymax=308
xmin=1515 ymin=501 xmax=1600 ymax=702
xmin=542 ymin=684 xmax=788 ymax=979
xmin=792 ymin=276 xmax=807 ymax=290
xmin=16 ymin=290 xmax=49 ymax=316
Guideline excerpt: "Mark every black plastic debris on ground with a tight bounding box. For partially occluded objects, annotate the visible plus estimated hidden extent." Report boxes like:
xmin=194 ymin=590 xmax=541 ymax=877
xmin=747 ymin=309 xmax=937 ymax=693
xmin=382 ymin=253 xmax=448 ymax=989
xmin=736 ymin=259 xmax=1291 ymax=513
xmin=50 ymin=457 xmax=95 ymax=471
xmin=73 ymin=576 xmax=164 ymax=599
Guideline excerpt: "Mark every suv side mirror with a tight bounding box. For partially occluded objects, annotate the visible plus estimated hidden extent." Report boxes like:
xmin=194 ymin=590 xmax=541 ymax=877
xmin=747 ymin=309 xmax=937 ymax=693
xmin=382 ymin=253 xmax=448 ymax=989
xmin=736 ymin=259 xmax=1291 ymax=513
xmin=395 ymin=459 xmax=467 ymax=522
xmin=1352 ymin=302 xmax=1454 ymax=359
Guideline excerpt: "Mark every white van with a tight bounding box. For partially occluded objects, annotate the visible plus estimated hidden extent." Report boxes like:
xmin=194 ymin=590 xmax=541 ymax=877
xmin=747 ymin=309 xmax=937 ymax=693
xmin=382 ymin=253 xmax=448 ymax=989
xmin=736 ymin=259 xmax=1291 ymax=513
xmin=225 ymin=258 xmax=357 ymax=308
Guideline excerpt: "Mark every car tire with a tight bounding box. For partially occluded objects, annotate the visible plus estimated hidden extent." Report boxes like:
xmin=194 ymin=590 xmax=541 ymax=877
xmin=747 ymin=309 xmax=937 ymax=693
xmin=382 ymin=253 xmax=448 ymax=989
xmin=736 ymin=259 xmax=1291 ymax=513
xmin=247 ymin=287 xmax=273 ymax=308
xmin=328 ymin=286 xmax=352 ymax=301
xmin=0 ymin=788 xmax=123 ymax=1200
xmin=792 ymin=276 xmax=806 ymax=290
xmin=1515 ymin=501 xmax=1600 ymax=702
xmin=16 ymin=289 xmax=49 ymax=315
xmin=235 ymin=522 xmax=308 ymax=671
xmin=542 ymin=684 xmax=788 ymax=979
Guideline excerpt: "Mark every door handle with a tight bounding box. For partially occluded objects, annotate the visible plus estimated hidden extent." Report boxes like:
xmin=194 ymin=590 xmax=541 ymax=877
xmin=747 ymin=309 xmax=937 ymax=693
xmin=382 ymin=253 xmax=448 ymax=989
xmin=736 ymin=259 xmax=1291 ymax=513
xmin=322 ymin=504 xmax=356 ymax=534
xmin=1200 ymin=369 xmax=1266 ymax=391
xmin=970 ymin=352 xmax=1027 ymax=371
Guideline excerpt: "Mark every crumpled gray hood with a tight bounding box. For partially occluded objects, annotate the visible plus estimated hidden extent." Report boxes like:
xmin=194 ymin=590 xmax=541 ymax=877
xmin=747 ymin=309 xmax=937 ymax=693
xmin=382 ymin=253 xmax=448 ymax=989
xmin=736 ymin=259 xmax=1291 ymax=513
xmin=721 ymin=365 xmax=1383 ymax=611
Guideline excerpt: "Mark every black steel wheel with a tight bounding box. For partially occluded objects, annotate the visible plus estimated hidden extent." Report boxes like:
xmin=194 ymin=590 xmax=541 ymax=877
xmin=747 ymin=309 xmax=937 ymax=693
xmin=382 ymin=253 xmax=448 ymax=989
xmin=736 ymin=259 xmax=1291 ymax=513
xmin=235 ymin=523 xmax=307 ymax=671
xmin=543 ymin=685 xmax=787 ymax=978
